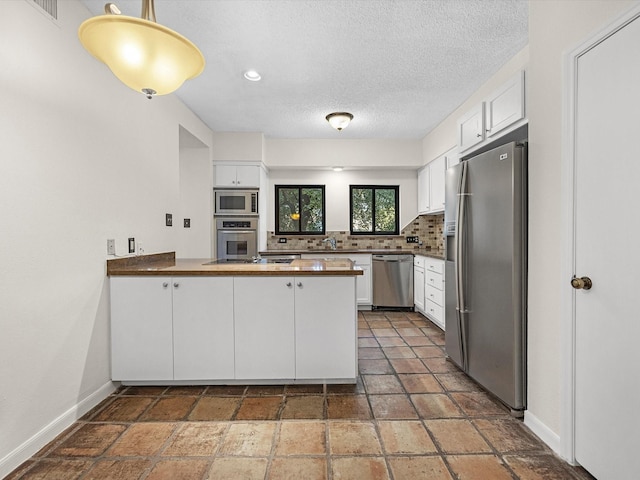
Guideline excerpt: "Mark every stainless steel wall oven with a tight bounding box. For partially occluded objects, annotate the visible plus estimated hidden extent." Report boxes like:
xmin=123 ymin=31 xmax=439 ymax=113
xmin=216 ymin=217 xmax=258 ymax=261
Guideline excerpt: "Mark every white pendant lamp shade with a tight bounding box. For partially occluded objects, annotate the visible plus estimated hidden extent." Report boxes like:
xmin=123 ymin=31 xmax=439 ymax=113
xmin=326 ymin=112 xmax=353 ymax=131
xmin=78 ymin=6 xmax=205 ymax=97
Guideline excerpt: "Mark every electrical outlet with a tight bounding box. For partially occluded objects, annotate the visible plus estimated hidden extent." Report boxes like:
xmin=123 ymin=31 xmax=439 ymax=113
xmin=107 ymin=239 xmax=115 ymax=255
xmin=166 ymin=213 xmax=173 ymax=227
xmin=278 ymin=238 xmax=287 ymax=244
xmin=184 ymin=218 xmax=190 ymax=228
xmin=128 ymin=237 xmax=135 ymax=254
xmin=137 ymin=243 xmax=144 ymax=255
xmin=406 ymin=236 xmax=419 ymax=243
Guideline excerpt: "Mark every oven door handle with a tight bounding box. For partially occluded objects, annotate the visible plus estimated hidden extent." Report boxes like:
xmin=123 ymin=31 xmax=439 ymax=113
xmin=218 ymin=230 xmax=256 ymax=235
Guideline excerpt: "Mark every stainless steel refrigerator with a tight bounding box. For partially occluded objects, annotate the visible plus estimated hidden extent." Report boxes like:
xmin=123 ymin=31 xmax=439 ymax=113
xmin=444 ymin=141 xmax=527 ymax=415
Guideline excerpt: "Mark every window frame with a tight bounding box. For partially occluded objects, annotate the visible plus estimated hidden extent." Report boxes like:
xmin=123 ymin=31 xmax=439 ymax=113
xmin=349 ymin=185 xmax=400 ymax=236
xmin=275 ymin=184 xmax=326 ymax=236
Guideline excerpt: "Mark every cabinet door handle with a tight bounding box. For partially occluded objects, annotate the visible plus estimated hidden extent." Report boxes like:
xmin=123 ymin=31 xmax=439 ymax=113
xmin=286 ymin=282 xmax=292 ymax=287
xmin=297 ymin=282 xmax=303 ymax=288
xmin=162 ymin=282 xmax=169 ymax=288
xmin=173 ymin=282 xmax=180 ymax=288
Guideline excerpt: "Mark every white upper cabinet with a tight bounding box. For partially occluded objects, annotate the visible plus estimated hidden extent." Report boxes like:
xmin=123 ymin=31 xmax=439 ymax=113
xmin=417 ymin=165 xmax=430 ymax=214
xmin=215 ymin=164 xmax=260 ymax=187
xmin=429 ymin=155 xmax=446 ymax=213
xmin=485 ymin=70 xmax=525 ymax=138
xmin=457 ymin=102 xmax=485 ymax=153
xmin=456 ymin=70 xmax=526 ymax=155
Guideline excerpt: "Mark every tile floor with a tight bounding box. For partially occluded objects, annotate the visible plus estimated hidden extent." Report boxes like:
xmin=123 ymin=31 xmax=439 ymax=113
xmin=7 ymin=311 xmax=594 ymax=480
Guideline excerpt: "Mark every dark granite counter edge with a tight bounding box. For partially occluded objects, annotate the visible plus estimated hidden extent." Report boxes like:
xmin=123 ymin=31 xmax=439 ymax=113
xmin=260 ymin=249 xmax=445 ymax=260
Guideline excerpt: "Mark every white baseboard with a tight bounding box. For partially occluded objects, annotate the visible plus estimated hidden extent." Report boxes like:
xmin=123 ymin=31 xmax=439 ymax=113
xmin=0 ymin=381 xmax=117 ymax=479
xmin=524 ymin=410 xmax=562 ymax=455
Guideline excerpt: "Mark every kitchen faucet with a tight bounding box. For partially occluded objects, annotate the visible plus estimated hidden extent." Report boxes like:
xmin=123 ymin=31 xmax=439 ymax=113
xmin=322 ymin=237 xmax=337 ymax=250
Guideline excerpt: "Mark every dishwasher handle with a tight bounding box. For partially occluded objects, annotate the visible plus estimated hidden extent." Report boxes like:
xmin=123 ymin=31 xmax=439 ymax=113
xmin=373 ymin=255 xmax=413 ymax=262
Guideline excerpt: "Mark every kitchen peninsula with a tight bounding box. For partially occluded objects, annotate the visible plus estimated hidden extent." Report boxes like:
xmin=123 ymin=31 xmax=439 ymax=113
xmin=107 ymin=253 xmax=362 ymax=385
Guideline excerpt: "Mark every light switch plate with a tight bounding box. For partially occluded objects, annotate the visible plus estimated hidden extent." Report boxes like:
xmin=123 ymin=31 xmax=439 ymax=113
xmin=184 ymin=218 xmax=190 ymax=228
xmin=166 ymin=213 xmax=173 ymax=227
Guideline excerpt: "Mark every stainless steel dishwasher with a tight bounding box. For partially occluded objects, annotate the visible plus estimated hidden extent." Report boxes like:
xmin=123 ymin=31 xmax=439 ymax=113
xmin=372 ymin=254 xmax=414 ymax=309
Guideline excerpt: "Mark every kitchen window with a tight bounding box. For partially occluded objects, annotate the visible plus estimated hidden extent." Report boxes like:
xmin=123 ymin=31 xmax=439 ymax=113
xmin=275 ymin=185 xmax=325 ymax=235
xmin=350 ymin=185 xmax=399 ymax=235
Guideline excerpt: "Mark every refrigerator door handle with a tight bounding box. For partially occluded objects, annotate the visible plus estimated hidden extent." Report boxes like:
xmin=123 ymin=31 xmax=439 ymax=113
xmin=455 ymin=162 xmax=469 ymax=370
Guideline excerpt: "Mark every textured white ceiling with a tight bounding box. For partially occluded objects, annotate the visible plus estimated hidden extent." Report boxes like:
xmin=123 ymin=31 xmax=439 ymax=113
xmin=80 ymin=0 xmax=528 ymax=139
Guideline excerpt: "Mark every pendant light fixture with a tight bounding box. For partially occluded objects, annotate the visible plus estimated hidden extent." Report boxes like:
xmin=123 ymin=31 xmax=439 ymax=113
xmin=78 ymin=0 xmax=205 ymax=99
xmin=326 ymin=112 xmax=353 ymax=131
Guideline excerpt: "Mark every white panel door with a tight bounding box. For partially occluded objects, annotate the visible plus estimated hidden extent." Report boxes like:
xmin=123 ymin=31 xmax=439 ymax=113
xmin=295 ymin=276 xmax=357 ymax=380
xmin=110 ymin=277 xmax=173 ymax=381
xmin=429 ymin=155 xmax=446 ymax=213
xmin=235 ymin=165 xmax=260 ymax=187
xmin=457 ymin=103 xmax=484 ymax=152
xmin=234 ymin=277 xmax=295 ymax=379
xmin=574 ymin=14 xmax=640 ymax=479
xmin=417 ymin=166 xmax=430 ymax=214
xmin=172 ymin=277 xmax=235 ymax=380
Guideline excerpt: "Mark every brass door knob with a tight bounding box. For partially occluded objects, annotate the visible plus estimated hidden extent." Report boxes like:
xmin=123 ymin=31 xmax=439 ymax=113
xmin=571 ymin=276 xmax=592 ymax=290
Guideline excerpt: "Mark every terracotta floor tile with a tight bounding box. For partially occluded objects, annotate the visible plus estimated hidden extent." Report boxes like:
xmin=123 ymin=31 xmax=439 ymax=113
xmin=218 ymin=422 xmax=276 ymax=456
xmin=268 ymin=457 xmax=327 ymax=480
xmin=376 ymin=336 xmax=408 ymax=347
xmin=358 ymin=337 xmax=379 ymax=347
xmin=83 ymin=459 xmax=151 ymax=480
xmin=140 ymin=396 xmax=198 ymax=421
xmin=363 ymin=374 xmax=404 ymax=394
xmin=396 ymin=327 xmax=425 ymax=337
xmin=246 ymin=385 xmax=285 ymax=396
xmin=91 ymin=396 xmax=154 ymax=422
xmin=107 ymin=423 xmax=175 ymax=456
xmin=162 ymin=422 xmax=227 ymax=456
xmin=430 ymin=332 xmax=446 ymax=345
xmin=367 ymin=320 xmax=393 ymax=329
xmin=50 ymin=424 xmax=126 ymax=457
xmin=205 ymin=385 xmax=247 ymax=396
xmin=327 ymin=377 xmax=366 ymax=395
xmin=378 ymin=421 xmax=437 ymax=455
xmin=447 ymin=454 xmax=513 ymax=480
xmin=451 ymin=392 xmax=509 ymax=416
xmin=119 ymin=386 xmax=164 ymax=396
xmin=387 ymin=456 xmax=453 ymax=480
xmin=14 ymin=459 xmax=93 ymax=480
xmin=382 ymin=346 xmax=416 ymax=359
xmin=393 ymin=320 xmax=418 ymax=328
xmin=411 ymin=394 xmax=463 ymax=418
xmin=208 ymin=457 xmax=268 ymax=480
xmin=474 ymin=418 xmax=545 ymax=453
xmin=384 ymin=311 xmax=410 ymax=321
xmin=146 ymin=459 xmax=210 ymax=480
xmin=398 ymin=374 xmax=443 ymax=394
xmin=358 ymin=328 xmax=374 ymax=337
xmin=359 ymin=347 xmax=386 ymax=359
xmin=4 ymin=460 xmax=34 ymax=480
xmin=326 ymin=395 xmax=372 ymax=419
xmin=404 ymin=336 xmax=436 ymax=347
xmin=188 ymin=397 xmax=240 ymax=421
xmin=390 ymin=358 xmax=429 ymax=374
xmin=328 ymin=421 xmax=382 ymax=455
xmin=425 ymin=419 xmax=492 ymax=454
xmin=235 ymin=396 xmax=283 ymax=420
xmin=359 ymin=359 xmax=394 ymax=375
xmin=285 ymin=384 xmax=325 ymax=395
xmin=436 ymin=373 xmax=482 ymax=392
xmin=372 ymin=328 xmax=399 ymax=337
xmin=331 ymin=457 xmax=389 ymax=480
xmin=34 ymin=424 xmax=81 ymax=457
xmin=423 ymin=357 xmax=463 ymax=374
xmin=275 ymin=421 xmax=326 ymax=455
xmin=418 ymin=323 xmax=442 ymax=334
xmin=369 ymin=395 xmax=418 ymax=419
xmin=281 ymin=395 xmax=325 ymax=419
xmin=504 ymin=454 xmax=590 ymax=480
xmin=412 ymin=345 xmax=444 ymax=358
xmin=165 ymin=386 xmax=207 ymax=396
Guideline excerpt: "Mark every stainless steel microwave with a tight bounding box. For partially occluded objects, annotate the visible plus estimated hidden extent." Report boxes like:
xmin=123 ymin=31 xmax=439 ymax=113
xmin=214 ymin=189 xmax=258 ymax=215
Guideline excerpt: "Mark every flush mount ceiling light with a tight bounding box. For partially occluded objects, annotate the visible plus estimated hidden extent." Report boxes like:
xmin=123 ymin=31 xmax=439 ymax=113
xmin=326 ymin=112 xmax=353 ymax=131
xmin=78 ymin=0 xmax=205 ymax=99
xmin=243 ymin=70 xmax=262 ymax=82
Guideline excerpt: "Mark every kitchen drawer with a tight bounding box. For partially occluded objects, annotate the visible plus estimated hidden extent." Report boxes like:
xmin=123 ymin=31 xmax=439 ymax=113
xmin=414 ymin=255 xmax=426 ymax=268
xmin=426 ymin=270 xmax=444 ymax=291
xmin=425 ymin=299 xmax=444 ymax=325
xmin=426 ymin=259 xmax=444 ymax=274
xmin=425 ymin=284 xmax=444 ymax=307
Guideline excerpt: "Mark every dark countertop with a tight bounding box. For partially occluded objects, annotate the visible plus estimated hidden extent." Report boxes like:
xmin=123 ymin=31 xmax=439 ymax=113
xmin=260 ymin=249 xmax=445 ymax=260
xmin=107 ymin=252 xmax=363 ymax=277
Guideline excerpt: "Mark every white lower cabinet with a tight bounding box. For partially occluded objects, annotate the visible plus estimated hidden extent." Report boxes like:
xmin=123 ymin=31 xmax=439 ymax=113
xmin=111 ymin=277 xmax=174 ymax=381
xmin=295 ymin=276 xmax=357 ymax=379
xmin=233 ymin=277 xmax=296 ymax=380
xmin=173 ymin=277 xmax=234 ymax=380
xmin=413 ymin=256 xmax=445 ymax=330
xmin=414 ymin=257 xmax=425 ymax=313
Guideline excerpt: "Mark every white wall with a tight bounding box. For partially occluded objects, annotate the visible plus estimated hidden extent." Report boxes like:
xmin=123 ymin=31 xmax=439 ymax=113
xmin=267 ymin=169 xmax=418 ymax=232
xmin=212 ymin=132 xmax=264 ymax=161
xmin=0 ymin=1 xmax=212 ymax=475
xmin=265 ymin=139 xmax=423 ymax=169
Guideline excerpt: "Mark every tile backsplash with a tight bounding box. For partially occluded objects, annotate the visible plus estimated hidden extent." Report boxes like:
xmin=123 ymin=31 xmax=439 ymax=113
xmin=266 ymin=213 xmax=444 ymax=255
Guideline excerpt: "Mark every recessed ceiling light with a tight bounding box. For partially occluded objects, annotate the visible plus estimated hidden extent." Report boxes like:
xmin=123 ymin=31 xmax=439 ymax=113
xmin=244 ymin=70 xmax=261 ymax=81
xmin=332 ymin=166 xmax=344 ymax=172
